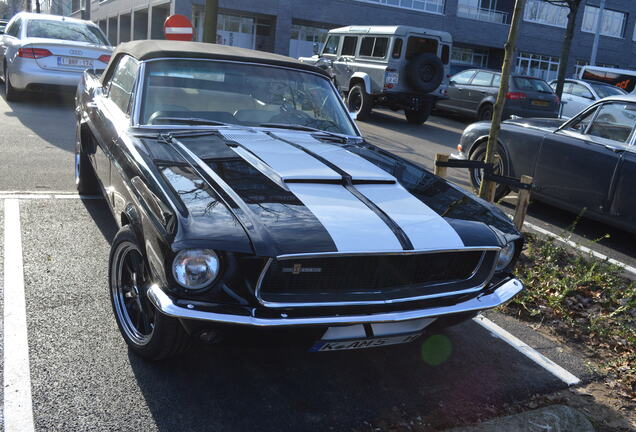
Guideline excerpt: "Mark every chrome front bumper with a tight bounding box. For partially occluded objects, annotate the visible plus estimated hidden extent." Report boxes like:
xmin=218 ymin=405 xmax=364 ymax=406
xmin=147 ymin=278 xmax=523 ymax=327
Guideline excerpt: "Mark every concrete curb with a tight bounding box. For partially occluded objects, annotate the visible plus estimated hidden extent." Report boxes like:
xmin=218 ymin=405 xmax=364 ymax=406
xmin=445 ymin=405 xmax=595 ymax=432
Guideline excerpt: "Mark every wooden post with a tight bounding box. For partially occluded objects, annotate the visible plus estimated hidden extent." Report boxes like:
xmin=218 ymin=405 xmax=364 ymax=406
xmin=202 ymin=0 xmax=218 ymax=43
xmin=434 ymin=153 xmax=449 ymax=178
xmin=513 ymin=175 xmax=533 ymax=230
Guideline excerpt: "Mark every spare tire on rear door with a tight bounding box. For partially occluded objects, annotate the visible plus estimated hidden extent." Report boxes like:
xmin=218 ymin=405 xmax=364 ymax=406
xmin=406 ymin=53 xmax=444 ymax=93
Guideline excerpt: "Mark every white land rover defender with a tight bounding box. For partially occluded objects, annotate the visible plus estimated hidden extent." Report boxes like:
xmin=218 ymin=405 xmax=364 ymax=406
xmin=300 ymin=25 xmax=452 ymax=125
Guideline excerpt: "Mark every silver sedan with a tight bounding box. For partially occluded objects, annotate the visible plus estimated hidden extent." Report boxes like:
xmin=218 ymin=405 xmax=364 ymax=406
xmin=0 ymin=12 xmax=112 ymax=101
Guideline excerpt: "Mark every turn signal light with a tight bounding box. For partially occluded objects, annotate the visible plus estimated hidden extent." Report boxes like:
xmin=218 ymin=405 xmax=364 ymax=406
xmin=506 ymin=92 xmax=527 ymax=100
xmin=98 ymin=54 xmax=111 ymax=64
xmin=17 ymin=48 xmax=52 ymax=59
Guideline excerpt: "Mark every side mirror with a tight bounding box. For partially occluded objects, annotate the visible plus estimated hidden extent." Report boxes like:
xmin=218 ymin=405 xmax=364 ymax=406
xmin=313 ymin=43 xmax=320 ymax=55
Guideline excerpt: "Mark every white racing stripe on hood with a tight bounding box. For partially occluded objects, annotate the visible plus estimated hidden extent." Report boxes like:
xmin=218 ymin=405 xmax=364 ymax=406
xmin=272 ymin=131 xmax=395 ymax=182
xmin=287 ymin=183 xmax=403 ymax=252
xmin=219 ymin=130 xmax=341 ymax=181
xmin=356 ymin=183 xmax=465 ymax=250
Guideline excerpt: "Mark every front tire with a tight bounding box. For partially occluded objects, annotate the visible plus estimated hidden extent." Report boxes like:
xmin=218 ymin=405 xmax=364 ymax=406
xmin=347 ymin=83 xmax=372 ymax=121
xmin=109 ymin=226 xmax=190 ymax=360
xmin=468 ymin=142 xmax=511 ymax=202
xmin=478 ymin=104 xmax=493 ymax=121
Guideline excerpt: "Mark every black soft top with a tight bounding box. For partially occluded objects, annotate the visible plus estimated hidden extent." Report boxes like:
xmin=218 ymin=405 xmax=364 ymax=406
xmin=106 ymin=40 xmax=328 ymax=79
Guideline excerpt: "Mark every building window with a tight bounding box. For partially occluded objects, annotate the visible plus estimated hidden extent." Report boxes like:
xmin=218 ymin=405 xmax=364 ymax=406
xmin=457 ymin=0 xmax=509 ymax=24
xmin=216 ymin=14 xmax=255 ymax=49
xmin=523 ymin=0 xmax=568 ymax=28
xmin=354 ymin=0 xmax=445 ymax=15
xmin=289 ymin=23 xmax=331 ymax=58
xmin=451 ymin=46 xmax=489 ymax=67
xmin=515 ymin=52 xmax=560 ymax=82
xmin=582 ymin=6 xmax=626 ymax=38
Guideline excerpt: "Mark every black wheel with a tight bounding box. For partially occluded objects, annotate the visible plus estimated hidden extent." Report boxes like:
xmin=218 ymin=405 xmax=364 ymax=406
xmin=347 ymin=83 xmax=372 ymax=121
xmin=405 ymin=103 xmax=432 ymax=125
xmin=405 ymin=53 xmax=444 ymax=93
xmin=468 ymin=142 xmax=511 ymax=202
xmin=109 ymin=226 xmax=190 ymax=360
xmin=3 ymin=64 xmax=21 ymax=102
xmin=75 ymin=126 xmax=100 ymax=195
xmin=478 ymin=104 xmax=493 ymax=121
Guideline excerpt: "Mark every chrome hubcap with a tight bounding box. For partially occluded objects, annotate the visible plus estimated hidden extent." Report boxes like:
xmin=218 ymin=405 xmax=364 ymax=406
xmin=112 ymin=243 xmax=155 ymax=346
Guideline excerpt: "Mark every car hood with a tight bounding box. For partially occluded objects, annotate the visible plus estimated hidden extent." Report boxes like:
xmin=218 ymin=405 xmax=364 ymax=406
xmin=503 ymin=117 xmax=566 ymax=131
xmin=140 ymin=129 xmax=519 ymax=257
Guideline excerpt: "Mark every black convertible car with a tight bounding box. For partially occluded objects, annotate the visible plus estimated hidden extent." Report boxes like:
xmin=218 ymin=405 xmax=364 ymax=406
xmin=459 ymin=96 xmax=636 ymax=234
xmin=75 ymin=40 xmax=523 ymax=360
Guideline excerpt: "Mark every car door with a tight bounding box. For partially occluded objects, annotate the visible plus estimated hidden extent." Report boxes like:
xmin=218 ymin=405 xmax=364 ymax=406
xmin=437 ymin=69 xmax=475 ymax=112
xmin=465 ymin=71 xmax=494 ymax=113
xmin=563 ymin=82 xmax=595 ymax=118
xmin=608 ymin=144 xmax=636 ymax=231
xmin=333 ymin=35 xmax=357 ymax=91
xmin=91 ymin=55 xmax=140 ymax=201
xmin=532 ymin=101 xmax=635 ymax=216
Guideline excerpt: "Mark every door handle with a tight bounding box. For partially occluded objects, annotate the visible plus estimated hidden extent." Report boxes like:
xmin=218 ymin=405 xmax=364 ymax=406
xmin=604 ymin=144 xmax=623 ymax=153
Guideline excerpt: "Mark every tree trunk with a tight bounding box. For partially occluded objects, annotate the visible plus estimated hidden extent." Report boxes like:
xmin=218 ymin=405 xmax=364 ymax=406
xmin=479 ymin=0 xmax=527 ymax=201
xmin=35 ymin=0 xmax=40 ymax=13
xmin=554 ymin=2 xmax=580 ymax=99
xmin=202 ymin=0 xmax=218 ymax=43
xmin=25 ymin=0 xmax=31 ymax=13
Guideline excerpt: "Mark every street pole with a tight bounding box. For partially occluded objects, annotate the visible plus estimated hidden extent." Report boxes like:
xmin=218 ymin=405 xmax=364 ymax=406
xmin=24 ymin=0 xmax=31 ymax=12
xmin=202 ymin=0 xmax=218 ymax=43
xmin=590 ymin=0 xmax=605 ymax=66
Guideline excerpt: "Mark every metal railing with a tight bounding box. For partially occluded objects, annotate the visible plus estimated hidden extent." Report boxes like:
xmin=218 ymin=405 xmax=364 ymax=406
xmin=457 ymin=4 xmax=510 ymax=24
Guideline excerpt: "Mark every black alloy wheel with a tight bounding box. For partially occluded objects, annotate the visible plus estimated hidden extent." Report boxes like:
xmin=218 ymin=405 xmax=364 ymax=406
xmin=478 ymin=104 xmax=494 ymax=121
xmin=468 ymin=142 xmax=511 ymax=202
xmin=109 ymin=226 xmax=190 ymax=360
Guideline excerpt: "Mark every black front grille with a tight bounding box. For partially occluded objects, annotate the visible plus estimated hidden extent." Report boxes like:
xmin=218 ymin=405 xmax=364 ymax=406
xmin=258 ymin=251 xmax=497 ymax=305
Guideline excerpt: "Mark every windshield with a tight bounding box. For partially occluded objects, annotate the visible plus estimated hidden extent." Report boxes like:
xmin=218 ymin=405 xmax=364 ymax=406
xmin=513 ymin=77 xmax=553 ymax=93
xmin=26 ymin=20 xmax=109 ymax=45
xmin=140 ymin=59 xmax=358 ymax=136
xmin=589 ymin=82 xmax=626 ymax=98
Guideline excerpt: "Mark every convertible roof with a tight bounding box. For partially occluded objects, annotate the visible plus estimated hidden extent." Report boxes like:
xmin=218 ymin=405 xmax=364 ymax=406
xmin=110 ymin=40 xmax=329 ymax=76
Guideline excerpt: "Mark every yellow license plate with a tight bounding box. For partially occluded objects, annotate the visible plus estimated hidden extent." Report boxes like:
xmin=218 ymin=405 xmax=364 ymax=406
xmin=532 ymin=100 xmax=549 ymax=107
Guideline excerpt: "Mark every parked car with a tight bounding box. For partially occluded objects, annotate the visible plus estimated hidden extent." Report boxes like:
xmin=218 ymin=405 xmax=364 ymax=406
xmin=456 ymin=96 xmax=636 ymax=234
xmin=436 ymin=69 xmax=560 ymax=121
xmin=0 ymin=13 xmax=111 ymax=101
xmin=0 ymin=20 xmax=8 ymax=34
xmin=300 ymin=25 xmax=452 ymax=124
xmin=75 ymin=40 xmax=524 ymax=360
xmin=549 ymin=78 xmax=627 ymax=118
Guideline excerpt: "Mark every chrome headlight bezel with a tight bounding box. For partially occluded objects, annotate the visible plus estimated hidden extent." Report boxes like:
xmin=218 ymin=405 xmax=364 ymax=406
xmin=172 ymin=249 xmax=221 ymax=290
xmin=496 ymin=242 xmax=516 ymax=271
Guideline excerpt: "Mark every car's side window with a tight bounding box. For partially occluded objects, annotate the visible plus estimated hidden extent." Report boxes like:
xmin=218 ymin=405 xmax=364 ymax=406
xmin=586 ymin=102 xmax=636 ymax=144
xmin=341 ymin=36 xmax=357 ymax=57
xmin=471 ymin=71 xmax=493 ymax=86
xmin=5 ymin=19 xmax=21 ymax=38
xmin=492 ymin=74 xmax=501 ymax=87
xmin=564 ymin=106 xmax=597 ymax=133
xmin=322 ymin=36 xmax=340 ymax=56
xmin=392 ymin=38 xmax=403 ymax=59
xmin=451 ymin=70 xmax=475 ymax=85
xmin=359 ymin=37 xmax=389 ymax=58
xmin=570 ymin=83 xmax=594 ymax=100
xmin=107 ymin=55 xmax=139 ymax=115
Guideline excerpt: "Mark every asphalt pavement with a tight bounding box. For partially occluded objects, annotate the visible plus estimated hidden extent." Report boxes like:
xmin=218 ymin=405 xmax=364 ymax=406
xmin=0 ymin=90 xmax=626 ymax=431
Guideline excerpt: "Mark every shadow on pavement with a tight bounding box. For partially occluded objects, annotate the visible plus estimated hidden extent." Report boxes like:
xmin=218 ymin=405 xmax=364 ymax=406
xmin=127 ymin=321 xmax=568 ymax=432
xmin=1 ymin=87 xmax=76 ymax=153
xmin=80 ymin=196 xmax=118 ymax=244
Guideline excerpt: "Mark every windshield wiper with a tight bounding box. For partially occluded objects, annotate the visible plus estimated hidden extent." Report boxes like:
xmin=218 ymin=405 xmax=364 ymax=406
xmin=258 ymin=123 xmax=321 ymax=132
xmin=152 ymin=117 xmax=230 ymax=126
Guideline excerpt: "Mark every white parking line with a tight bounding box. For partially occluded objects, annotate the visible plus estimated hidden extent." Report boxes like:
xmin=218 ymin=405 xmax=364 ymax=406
xmin=3 ymin=199 xmax=35 ymax=432
xmin=524 ymin=221 xmax=636 ymax=277
xmin=474 ymin=315 xmax=581 ymax=386
xmin=0 ymin=192 xmax=101 ymax=200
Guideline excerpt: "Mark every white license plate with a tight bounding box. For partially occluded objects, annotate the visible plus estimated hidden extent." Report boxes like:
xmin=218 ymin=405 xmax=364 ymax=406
xmin=310 ymin=332 xmax=421 ymax=352
xmin=531 ymin=100 xmax=549 ymax=107
xmin=57 ymin=56 xmax=93 ymax=68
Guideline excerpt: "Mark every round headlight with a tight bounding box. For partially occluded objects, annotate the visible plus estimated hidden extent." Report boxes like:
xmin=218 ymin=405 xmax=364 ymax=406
xmin=496 ymin=242 xmax=515 ymax=271
xmin=172 ymin=249 xmax=220 ymax=290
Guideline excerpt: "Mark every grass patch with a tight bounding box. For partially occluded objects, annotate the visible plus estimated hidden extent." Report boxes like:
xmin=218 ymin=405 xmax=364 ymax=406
xmin=501 ymin=233 xmax=635 ymax=401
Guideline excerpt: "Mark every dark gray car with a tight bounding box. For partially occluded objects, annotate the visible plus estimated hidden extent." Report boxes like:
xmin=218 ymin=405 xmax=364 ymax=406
xmin=436 ymin=69 xmax=560 ymax=121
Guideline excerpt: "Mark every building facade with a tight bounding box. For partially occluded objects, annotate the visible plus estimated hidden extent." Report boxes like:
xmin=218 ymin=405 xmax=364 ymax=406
xmin=81 ymin=0 xmax=636 ymax=80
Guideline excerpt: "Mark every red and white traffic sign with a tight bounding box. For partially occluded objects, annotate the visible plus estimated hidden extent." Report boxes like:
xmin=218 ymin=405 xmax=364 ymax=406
xmin=164 ymin=14 xmax=193 ymax=41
